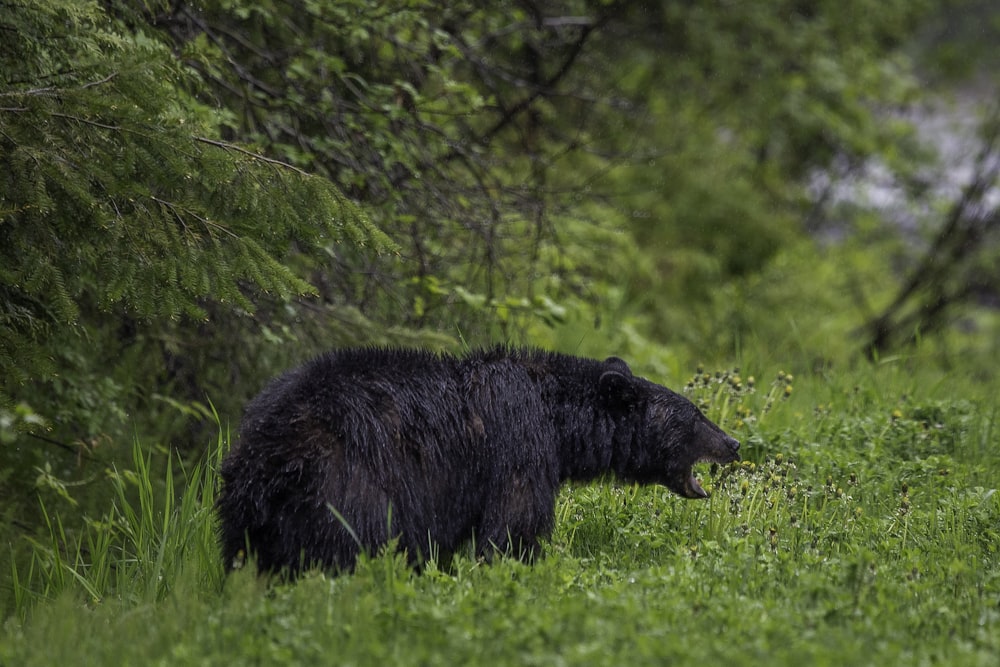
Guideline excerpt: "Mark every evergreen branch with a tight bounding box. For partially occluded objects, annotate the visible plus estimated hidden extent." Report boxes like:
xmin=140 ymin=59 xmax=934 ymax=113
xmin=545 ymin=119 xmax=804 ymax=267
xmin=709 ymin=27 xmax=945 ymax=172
xmin=149 ymin=196 xmax=240 ymax=240
xmin=0 ymin=86 xmax=58 ymax=98
xmin=193 ymin=136 xmax=312 ymax=177
xmin=2 ymin=74 xmax=117 ymax=98
xmin=80 ymin=73 xmax=118 ymax=89
xmin=49 ymin=112 xmax=121 ymax=131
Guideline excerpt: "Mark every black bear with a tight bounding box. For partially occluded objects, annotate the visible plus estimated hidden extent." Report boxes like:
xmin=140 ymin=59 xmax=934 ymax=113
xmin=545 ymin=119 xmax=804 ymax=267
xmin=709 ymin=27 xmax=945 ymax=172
xmin=218 ymin=347 xmax=740 ymax=574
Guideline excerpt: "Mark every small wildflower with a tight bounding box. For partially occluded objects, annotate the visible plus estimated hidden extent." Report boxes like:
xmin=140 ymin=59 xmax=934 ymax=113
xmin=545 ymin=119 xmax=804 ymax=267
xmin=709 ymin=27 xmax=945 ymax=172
xmin=891 ymin=409 xmax=903 ymax=420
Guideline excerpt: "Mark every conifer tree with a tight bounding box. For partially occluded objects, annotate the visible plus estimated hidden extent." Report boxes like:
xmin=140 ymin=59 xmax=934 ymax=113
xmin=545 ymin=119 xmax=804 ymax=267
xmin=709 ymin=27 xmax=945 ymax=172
xmin=0 ymin=0 xmax=390 ymax=392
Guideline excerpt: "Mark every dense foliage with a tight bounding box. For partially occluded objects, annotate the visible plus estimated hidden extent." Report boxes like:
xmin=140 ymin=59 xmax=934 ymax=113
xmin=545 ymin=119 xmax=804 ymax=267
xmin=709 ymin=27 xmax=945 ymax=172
xmin=4 ymin=0 xmax=994 ymax=446
xmin=1 ymin=0 xmax=389 ymax=378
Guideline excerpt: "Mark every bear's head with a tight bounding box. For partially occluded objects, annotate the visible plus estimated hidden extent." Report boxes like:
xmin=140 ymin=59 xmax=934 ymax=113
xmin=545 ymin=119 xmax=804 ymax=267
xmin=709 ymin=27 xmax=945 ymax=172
xmin=643 ymin=389 xmax=741 ymax=498
xmin=600 ymin=359 xmax=740 ymax=498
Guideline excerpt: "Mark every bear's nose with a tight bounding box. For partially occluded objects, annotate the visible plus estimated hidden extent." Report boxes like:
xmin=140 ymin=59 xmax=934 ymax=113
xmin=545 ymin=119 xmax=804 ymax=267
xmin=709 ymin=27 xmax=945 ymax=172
xmin=728 ymin=436 xmax=741 ymax=451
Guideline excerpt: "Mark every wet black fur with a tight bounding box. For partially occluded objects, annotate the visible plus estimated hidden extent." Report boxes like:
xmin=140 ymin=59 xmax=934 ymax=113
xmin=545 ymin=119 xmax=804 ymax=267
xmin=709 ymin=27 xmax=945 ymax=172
xmin=217 ymin=347 xmax=739 ymax=574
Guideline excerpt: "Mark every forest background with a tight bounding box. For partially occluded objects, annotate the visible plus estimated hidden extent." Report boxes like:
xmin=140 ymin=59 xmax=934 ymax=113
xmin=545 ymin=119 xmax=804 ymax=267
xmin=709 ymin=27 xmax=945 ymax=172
xmin=1 ymin=0 xmax=999 ymax=637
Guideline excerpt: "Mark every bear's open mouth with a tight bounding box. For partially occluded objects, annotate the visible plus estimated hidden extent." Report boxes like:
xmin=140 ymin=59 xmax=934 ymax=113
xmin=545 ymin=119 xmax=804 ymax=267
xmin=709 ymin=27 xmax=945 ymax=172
xmin=684 ymin=471 xmax=710 ymax=498
xmin=684 ymin=452 xmax=740 ymax=498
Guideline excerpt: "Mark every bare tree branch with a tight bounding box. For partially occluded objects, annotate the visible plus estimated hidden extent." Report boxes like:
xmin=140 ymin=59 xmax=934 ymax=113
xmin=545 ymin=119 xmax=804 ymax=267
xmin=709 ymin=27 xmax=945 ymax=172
xmin=860 ymin=105 xmax=1000 ymax=357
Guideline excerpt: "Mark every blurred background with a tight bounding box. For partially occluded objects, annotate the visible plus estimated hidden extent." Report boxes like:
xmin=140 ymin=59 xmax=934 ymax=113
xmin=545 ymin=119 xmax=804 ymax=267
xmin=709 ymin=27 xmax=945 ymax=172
xmin=1 ymin=0 xmax=998 ymax=529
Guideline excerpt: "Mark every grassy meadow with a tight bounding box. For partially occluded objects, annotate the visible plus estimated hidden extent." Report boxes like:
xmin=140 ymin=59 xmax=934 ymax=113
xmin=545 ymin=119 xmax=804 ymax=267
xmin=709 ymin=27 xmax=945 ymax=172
xmin=2 ymin=356 xmax=998 ymax=666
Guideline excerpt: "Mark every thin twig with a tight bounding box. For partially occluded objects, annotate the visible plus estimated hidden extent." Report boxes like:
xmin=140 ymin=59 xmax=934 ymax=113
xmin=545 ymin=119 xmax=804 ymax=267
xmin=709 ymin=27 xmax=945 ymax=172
xmin=193 ymin=136 xmax=312 ymax=177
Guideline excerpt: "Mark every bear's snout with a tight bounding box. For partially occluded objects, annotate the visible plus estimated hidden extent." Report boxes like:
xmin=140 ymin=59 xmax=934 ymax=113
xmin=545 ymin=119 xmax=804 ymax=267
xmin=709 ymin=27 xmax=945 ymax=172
xmin=710 ymin=437 xmax=740 ymax=464
xmin=726 ymin=435 xmax=741 ymax=459
xmin=694 ymin=418 xmax=741 ymax=464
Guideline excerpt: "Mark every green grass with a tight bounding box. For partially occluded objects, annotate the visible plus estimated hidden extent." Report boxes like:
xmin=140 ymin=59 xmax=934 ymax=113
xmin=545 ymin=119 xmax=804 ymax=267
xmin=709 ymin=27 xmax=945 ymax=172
xmin=2 ymin=360 xmax=998 ymax=666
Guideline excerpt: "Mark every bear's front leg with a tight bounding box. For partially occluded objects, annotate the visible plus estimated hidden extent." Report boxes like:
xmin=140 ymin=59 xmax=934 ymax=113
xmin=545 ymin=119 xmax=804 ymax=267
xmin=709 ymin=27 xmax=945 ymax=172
xmin=475 ymin=473 xmax=556 ymax=563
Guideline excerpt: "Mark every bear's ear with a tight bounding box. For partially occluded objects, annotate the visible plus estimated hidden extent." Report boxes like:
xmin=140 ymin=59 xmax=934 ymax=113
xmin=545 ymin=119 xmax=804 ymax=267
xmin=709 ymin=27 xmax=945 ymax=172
xmin=602 ymin=356 xmax=633 ymax=377
xmin=598 ymin=370 xmax=640 ymax=410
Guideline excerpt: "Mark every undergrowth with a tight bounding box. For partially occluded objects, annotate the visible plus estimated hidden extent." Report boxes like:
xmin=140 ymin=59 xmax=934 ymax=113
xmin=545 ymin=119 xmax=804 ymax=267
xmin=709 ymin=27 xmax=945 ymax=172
xmin=7 ymin=431 xmax=225 ymax=618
